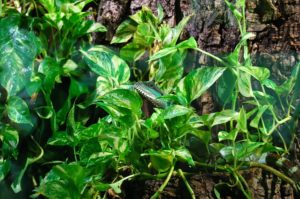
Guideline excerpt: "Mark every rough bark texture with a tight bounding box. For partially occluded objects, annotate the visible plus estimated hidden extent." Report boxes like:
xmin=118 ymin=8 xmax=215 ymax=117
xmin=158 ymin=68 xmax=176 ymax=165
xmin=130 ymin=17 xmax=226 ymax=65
xmin=94 ymin=0 xmax=300 ymax=198
xmin=247 ymin=0 xmax=300 ymax=82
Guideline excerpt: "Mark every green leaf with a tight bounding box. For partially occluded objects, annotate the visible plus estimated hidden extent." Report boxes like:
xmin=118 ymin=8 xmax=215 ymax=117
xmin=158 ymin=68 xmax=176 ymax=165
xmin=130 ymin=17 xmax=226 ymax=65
xmin=12 ymin=138 xmax=43 ymax=193
xmin=63 ymin=59 xmax=78 ymax=74
xmin=262 ymin=79 xmax=277 ymax=91
xmin=74 ymin=20 xmax=107 ymax=38
xmin=130 ymin=6 xmax=158 ymax=24
xmin=218 ymin=129 xmax=238 ymax=142
xmin=97 ymin=89 xmax=142 ymax=126
xmin=163 ymin=15 xmax=191 ymax=47
xmin=157 ymin=3 xmax=164 ymax=22
xmin=85 ymin=22 xmax=107 ymax=33
xmin=99 ymin=89 xmax=142 ymax=114
xmin=224 ymin=50 xmax=239 ymax=66
xmin=225 ymin=0 xmax=242 ymax=21
xmin=38 ymin=57 xmax=62 ymax=91
xmin=6 ymin=96 xmax=32 ymax=126
xmin=94 ymin=175 xmax=135 ymax=194
xmin=69 ymin=78 xmax=89 ymax=98
xmin=237 ymin=70 xmax=253 ymax=97
xmin=47 ymin=131 xmax=73 ymax=146
xmin=175 ymin=148 xmax=195 ymax=166
xmin=26 ymin=75 xmax=42 ymax=96
xmin=81 ymin=45 xmax=130 ymax=84
xmin=96 ymin=76 xmax=114 ymax=97
xmin=75 ymin=123 xmax=101 ymax=141
xmin=39 ymin=0 xmax=56 ymax=13
xmin=237 ymin=107 xmax=247 ymax=133
xmin=0 ymin=158 xmax=11 ymax=181
xmin=145 ymin=150 xmax=174 ymax=172
xmin=159 ymin=23 xmax=171 ymax=41
xmin=109 ymin=180 xmax=124 ymax=194
xmin=87 ymin=152 xmax=115 ymax=167
xmin=177 ymin=67 xmax=226 ymax=103
xmin=250 ymin=105 xmax=269 ymax=128
xmin=176 ymin=37 xmax=197 ymax=50
xmin=189 ymin=130 xmax=211 ymax=146
xmin=79 ymin=139 xmax=102 ymax=164
xmin=235 ymin=142 xmax=265 ymax=160
xmin=239 ymin=66 xmax=270 ymax=82
xmin=162 ymin=105 xmax=192 ymax=119
xmin=35 ymin=106 xmax=53 ymax=119
xmin=253 ymin=91 xmax=275 ymax=105
xmin=212 ymin=110 xmax=239 ymax=126
xmin=1 ymin=127 xmax=19 ymax=159
xmin=33 ymin=163 xmax=85 ymax=199
xmin=134 ymin=23 xmax=155 ymax=46
xmin=111 ymin=19 xmax=137 ymax=44
xmin=219 ymin=146 xmax=234 ymax=161
xmin=224 ymin=33 xmax=255 ymax=66
xmin=120 ymin=42 xmax=146 ymax=62
xmin=216 ymin=69 xmax=237 ymax=107
xmin=0 ymin=15 xmax=41 ymax=96
xmin=275 ymin=76 xmax=298 ymax=96
xmin=214 ymin=186 xmax=221 ymax=199
xmin=149 ymin=47 xmax=177 ymax=61
xmin=149 ymin=37 xmax=196 ymax=62
xmin=220 ymin=141 xmax=267 ymax=162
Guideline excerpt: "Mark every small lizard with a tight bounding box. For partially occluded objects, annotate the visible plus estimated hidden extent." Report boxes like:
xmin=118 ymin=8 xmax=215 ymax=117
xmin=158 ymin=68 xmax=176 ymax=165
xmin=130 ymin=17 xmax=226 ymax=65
xmin=133 ymin=81 xmax=168 ymax=109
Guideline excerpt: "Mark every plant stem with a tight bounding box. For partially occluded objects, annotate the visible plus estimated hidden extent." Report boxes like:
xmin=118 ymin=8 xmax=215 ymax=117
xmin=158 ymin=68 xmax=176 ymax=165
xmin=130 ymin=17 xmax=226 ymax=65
xmin=139 ymin=172 xmax=168 ymax=179
xmin=234 ymin=171 xmax=251 ymax=199
xmin=194 ymin=161 xmax=227 ymax=171
xmin=150 ymin=165 xmax=175 ymax=199
xmin=178 ymin=169 xmax=196 ymax=199
xmin=194 ymin=48 xmax=226 ymax=66
xmin=267 ymin=116 xmax=292 ymax=136
xmin=73 ymin=146 xmax=78 ymax=162
xmin=249 ymin=161 xmax=298 ymax=191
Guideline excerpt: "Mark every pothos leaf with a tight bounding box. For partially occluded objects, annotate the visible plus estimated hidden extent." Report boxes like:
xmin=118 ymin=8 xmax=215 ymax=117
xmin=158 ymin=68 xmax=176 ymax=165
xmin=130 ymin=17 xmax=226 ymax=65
xmin=11 ymin=137 xmax=43 ymax=193
xmin=99 ymin=89 xmax=142 ymax=114
xmin=38 ymin=57 xmax=62 ymax=92
xmin=97 ymin=89 xmax=142 ymax=126
xmin=237 ymin=107 xmax=247 ymax=133
xmin=163 ymin=15 xmax=192 ymax=47
xmin=212 ymin=110 xmax=239 ymax=126
xmin=1 ymin=127 xmax=19 ymax=159
xmin=80 ymin=45 xmax=130 ymax=85
xmin=216 ymin=69 xmax=237 ymax=107
xmin=237 ymin=70 xmax=253 ymax=97
xmin=250 ymin=105 xmax=269 ymax=129
xmin=111 ymin=19 xmax=137 ymax=44
xmin=161 ymin=105 xmax=192 ymax=119
xmin=149 ymin=37 xmax=197 ymax=61
xmin=120 ymin=42 xmax=146 ymax=62
xmin=0 ymin=15 xmax=41 ymax=96
xmin=32 ymin=163 xmax=85 ymax=198
xmin=0 ymin=158 xmax=11 ymax=181
xmin=239 ymin=66 xmax=270 ymax=82
xmin=144 ymin=150 xmax=174 ymax=172
xmin=177 ymin=67 xmax=226 ymax=104
xmin=175 ymin=148 xmax=195 ymax=166
xmin=6 ymin=96 xmax=32 ymax=126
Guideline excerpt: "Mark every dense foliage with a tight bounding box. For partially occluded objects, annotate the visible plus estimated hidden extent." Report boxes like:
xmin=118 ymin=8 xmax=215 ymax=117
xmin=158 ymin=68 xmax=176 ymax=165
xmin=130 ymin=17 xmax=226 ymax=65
xmin=0 ymin=0 xmax=299 ymax=198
